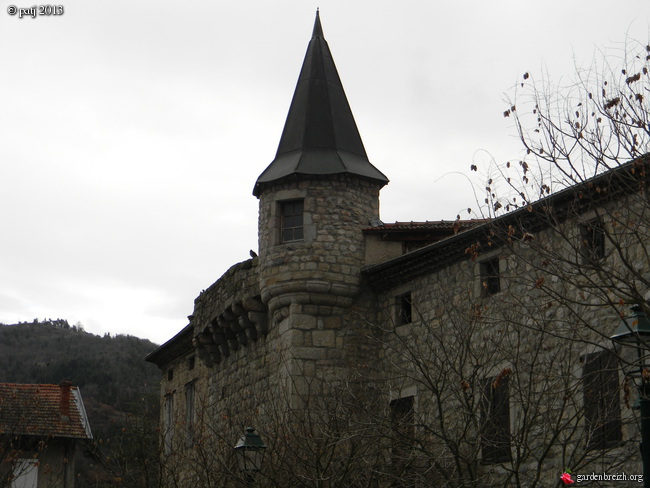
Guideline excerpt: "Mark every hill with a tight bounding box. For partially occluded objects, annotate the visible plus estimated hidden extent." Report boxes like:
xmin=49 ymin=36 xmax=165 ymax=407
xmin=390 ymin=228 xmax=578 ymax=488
xmin=0 ymin=319 xmax=159 ymax=407
xmin=0 ymin=319 xmax=162 ymax=487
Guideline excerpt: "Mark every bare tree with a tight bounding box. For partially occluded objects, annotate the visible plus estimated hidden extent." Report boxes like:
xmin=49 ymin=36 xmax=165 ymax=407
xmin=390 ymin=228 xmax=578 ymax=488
xmin=412 ymin=36 xmax=650 ymax=486
xmin=86 ymin=394 xmax=162 ymax=488
xmin=496 ymin=38 xmax=650 ymax=203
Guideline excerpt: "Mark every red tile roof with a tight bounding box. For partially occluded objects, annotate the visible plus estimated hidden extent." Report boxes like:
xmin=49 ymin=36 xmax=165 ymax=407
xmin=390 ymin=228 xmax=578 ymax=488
xmin=363 ymin=220 xmax=488 ymax=232
xmin=0 ymin=383 xmax=92 ymax=439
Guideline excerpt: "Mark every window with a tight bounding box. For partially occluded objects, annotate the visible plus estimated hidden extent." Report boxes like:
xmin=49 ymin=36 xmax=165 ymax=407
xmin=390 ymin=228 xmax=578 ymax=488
xmin=480 ymin=258 xmax=501 ymax=297
xmin=185 ymin=382 xmax=196 ymax=447
xmin=580 ymin=218 xmax=605 ymax=263
xmin=481 ymin=375 xmax=511 ymax=463
xmin=390 ymin=395 xmax=414 ymax=437
xmin=396 ymin=292 xmax=412 ymax=326
xmin=583 ymin=350 xmax=622 ymax=450
xmin=167 ymin=368 xmax=174 ymax=381
xmin=164 ymin=393 xmax=174 ymax=455
xmin=390 ymin=396 xmax=414 ymax=465
xmin=280 ymin=200 xmax=304 ymax=243
xmin=188 ymin=356 xmax=195 ymax=371
xmin=12 ymin=459 xmax=38 ymax=488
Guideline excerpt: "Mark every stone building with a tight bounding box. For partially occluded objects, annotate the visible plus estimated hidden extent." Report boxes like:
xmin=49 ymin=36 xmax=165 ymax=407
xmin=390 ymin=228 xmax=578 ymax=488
xmin=146 ymin=11 xmax=649 ymax=487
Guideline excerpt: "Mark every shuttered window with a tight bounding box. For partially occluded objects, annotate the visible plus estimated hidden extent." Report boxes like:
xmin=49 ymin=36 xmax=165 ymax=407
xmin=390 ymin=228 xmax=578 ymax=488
xmin=481 ymin=375 xmax=511 ymax=463
xmin=185 ymin=382 xmax=196 ymax=447
xmin=164 ymin=393 xmax=174 ymax=455
xmin=390 ymin=395 xmax=415 ymax=477
xmin=583 ymin=350 xmax=622 ymax=450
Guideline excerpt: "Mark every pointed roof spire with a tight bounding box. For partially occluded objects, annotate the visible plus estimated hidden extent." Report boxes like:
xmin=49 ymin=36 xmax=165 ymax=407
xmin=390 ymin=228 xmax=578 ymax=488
xmin=312 ymin=8 xmax=323 ymax=38
xmin=253 ymin=11 xmax=388 ymax=197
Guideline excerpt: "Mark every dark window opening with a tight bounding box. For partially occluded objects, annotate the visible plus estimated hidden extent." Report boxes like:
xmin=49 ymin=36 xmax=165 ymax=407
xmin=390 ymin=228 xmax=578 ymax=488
xmin=164 ymin=393 xmax=174 ymax=455
xmin=281 ymin=200 xmax=304 ymax=243
xmin=396 ymin=292 xmax=412 ymax=326
xmin=481 ymin=375 xmax=511 ymax=464
xmin=583 ymin=350 xmax=622 ymax=450
xmin=390 ymin=395 xmax=415 ymax=466
xmin=167 ymin=368 xmax=174 ymax=381
xmin=480 ymin=258 xmax=501 ymax=297
xmin=185 ymin=382 xmax=196 ymax=447
xmin=188 ymin=356 xmax=195 ymax=371
xmin=580 ymin=218 xmax=605 ymax=263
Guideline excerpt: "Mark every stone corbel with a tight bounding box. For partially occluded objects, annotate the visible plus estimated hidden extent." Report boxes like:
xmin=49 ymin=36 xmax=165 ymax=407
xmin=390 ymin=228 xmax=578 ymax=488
xmin=204 ymin=343 xmax=221 ymax=365
xmin=248 ymin=312 xmax=268 ymax=338
xmin=223 ymin=308 xmax=248 ymax=346
xmin=243 ymin=296 xmax=268 ymax=337
xmin=193 ymin=331 xmax=214 ymax=367
xmin=209 ymin=321 xmax=230 ymax=359
xmin=232 ymin=302 xmax=258 ymax=342
xmin=217 ymin=316 xmax=240 ymax=351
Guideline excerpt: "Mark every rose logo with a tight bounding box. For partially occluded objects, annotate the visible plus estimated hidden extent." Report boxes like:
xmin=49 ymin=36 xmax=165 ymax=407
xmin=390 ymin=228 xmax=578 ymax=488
xmin=560 ymin=472 xmax=575 ymax=485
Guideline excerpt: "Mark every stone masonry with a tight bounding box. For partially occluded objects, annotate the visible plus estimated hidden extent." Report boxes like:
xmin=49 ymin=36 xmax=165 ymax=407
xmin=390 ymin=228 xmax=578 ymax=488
xmin=146 ymin=11 xmax=650 ymax=487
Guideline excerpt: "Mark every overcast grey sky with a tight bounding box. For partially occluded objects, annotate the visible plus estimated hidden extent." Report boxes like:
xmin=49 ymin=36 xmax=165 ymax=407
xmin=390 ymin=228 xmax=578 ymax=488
xmin=1 ymin=0 xmax=648 ymax=344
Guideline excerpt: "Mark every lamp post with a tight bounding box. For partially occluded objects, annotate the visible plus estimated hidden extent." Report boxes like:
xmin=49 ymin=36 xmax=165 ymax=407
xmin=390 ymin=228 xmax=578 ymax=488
xmin=611 ymin=304 xmax=650 ymax=488
xmin=234 ymin=427 xmax=267 ymax=487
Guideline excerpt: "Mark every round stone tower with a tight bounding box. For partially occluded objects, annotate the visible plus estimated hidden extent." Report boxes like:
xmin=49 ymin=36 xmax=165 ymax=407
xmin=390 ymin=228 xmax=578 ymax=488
xmin=253 ymin=11 xmax=388 ymax=326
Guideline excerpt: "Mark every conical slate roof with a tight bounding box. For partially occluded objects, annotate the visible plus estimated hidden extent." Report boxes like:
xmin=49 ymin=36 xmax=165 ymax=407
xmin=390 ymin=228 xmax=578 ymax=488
xmin=253 ymin=11 xmax=388 ymax=196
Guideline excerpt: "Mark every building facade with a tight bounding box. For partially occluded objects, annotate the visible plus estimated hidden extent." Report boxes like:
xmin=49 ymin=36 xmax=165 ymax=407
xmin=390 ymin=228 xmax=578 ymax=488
xmin=147 ymin=12 xmax=649 ymax=487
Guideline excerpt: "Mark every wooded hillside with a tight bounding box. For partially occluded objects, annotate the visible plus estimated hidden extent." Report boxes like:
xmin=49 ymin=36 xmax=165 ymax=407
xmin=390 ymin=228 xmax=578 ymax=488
xmin=0 ymin=319 xmax=159 ymax=409
xmin=0 ymin=319 xmax=162 ymax=487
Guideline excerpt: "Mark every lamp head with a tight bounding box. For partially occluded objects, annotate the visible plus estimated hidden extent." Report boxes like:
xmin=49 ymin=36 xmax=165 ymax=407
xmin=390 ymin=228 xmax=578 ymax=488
xmin=234 ymin=427 xmax=267 ymax=473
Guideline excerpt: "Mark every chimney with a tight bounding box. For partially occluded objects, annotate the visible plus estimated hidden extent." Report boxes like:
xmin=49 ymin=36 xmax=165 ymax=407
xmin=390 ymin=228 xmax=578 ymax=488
xmin=59 ymin=380 xmax=72 ymax=422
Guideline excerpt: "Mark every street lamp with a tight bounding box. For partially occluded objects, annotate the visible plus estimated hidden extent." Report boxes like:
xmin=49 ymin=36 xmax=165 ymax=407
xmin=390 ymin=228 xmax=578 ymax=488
xmin=611 ymin=304 xmax=650 ymax=488
xmin=234 ymin=427 xmax=267 ymax=486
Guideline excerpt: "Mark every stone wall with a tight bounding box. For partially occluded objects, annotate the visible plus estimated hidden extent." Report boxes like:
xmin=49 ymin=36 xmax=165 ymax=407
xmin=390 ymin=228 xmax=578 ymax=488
xmin=370 ymin=192 xmax=650 ymax=484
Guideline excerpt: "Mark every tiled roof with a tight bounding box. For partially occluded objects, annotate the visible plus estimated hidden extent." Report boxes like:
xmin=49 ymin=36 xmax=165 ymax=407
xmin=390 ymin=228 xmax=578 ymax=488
xmin=0 ymin=383 xmax=92 ymax=439
xmin=363 ymin=220 xmax=488 ymax=232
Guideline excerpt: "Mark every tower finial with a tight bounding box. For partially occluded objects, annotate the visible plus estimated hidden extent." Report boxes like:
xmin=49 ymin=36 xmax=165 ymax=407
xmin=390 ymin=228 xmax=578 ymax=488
xmin=312 ymin=8 xmax=323 ymax=39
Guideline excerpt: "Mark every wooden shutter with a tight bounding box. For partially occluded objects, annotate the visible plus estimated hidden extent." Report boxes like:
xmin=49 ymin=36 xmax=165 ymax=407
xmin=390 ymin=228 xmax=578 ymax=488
xmin=583 ymin=351 xmax=622 ymax=450
xmin=481 ymin=376 xmax=511 ymax=463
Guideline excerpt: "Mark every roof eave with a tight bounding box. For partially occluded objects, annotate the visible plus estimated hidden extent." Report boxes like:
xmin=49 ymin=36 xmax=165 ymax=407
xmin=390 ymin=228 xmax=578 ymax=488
xmin=364 ymin=155 xmax=650 ymax=290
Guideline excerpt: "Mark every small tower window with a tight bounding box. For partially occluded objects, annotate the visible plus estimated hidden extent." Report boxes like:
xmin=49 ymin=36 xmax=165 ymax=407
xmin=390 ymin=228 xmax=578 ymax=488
xmin=280 ymin=200 xmax=304 ymax=243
